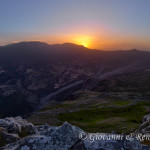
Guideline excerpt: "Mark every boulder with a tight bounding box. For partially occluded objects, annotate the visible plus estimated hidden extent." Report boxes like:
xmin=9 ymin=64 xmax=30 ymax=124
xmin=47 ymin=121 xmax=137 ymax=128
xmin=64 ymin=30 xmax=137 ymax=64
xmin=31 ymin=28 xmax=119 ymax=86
xmin=0 ymin=131 xmax=19 ymax=147
xmin=0 ymin=116 xmax=38 ymax=137
xmin=1 ymin=122 xmax=83 ymax=150
xmin=136 ymin=114 xmax=150 ymax=134
xmin=0 ymin=117 xmax=150 ymax=150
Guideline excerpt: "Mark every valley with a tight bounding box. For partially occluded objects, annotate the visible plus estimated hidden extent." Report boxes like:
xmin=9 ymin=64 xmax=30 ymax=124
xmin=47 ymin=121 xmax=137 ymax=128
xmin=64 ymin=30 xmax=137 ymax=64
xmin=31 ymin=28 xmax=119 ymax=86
xmin=0 ymin=42 xmax=150 ymax=135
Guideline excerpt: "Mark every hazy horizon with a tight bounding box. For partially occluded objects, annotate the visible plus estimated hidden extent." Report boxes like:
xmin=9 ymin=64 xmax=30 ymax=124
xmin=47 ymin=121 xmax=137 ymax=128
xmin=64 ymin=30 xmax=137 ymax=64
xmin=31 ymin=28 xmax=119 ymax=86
xmin=0 ymin=0 xmax=150 ymax=50
xmin=1 ymin=41 xmax=150 ymax=52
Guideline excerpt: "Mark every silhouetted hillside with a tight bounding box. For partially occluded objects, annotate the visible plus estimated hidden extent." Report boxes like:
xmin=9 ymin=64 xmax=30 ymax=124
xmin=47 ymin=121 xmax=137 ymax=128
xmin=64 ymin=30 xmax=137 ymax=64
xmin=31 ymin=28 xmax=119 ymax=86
xmin=0 ymin=42 xmax=150 ymax=117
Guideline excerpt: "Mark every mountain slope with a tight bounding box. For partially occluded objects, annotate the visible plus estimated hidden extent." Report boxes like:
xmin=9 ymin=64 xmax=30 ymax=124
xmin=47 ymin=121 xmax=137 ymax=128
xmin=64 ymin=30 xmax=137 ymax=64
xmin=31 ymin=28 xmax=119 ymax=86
xmin=0 ymin=42 xmax=150 ymax=117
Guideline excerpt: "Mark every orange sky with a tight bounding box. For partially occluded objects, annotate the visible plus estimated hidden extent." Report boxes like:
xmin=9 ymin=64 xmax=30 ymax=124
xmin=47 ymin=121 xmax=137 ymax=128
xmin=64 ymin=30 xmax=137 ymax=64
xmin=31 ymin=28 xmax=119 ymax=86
xmin=19 ymin=32 xmax=149 ymax=51
xmin=1 ymin=1 xmax=150 ymax=51
xmin=1 ymin=32 xmax=150 ymax=51
xmin=0 ymin=19 xmax=150 ymax=50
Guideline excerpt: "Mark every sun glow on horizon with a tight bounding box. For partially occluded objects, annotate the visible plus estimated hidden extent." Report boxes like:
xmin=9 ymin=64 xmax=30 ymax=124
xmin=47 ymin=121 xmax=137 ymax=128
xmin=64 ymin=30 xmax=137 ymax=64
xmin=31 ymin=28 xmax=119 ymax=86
xmin=73 ymin=35 xmax=92 ymax=48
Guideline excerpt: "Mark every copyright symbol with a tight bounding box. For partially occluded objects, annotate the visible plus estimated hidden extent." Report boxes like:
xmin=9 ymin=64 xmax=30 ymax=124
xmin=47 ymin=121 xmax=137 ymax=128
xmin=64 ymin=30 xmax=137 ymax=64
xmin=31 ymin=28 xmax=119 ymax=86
xmin=79 ymin=132 xmax=87 ymax=140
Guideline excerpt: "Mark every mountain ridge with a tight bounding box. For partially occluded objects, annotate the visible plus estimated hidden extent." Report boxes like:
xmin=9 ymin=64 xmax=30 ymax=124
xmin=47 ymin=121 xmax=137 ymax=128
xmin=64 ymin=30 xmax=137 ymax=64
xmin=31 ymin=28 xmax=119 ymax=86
xmin=0 ymin=41 xmax=150 ymax=118
xmin=1 ymin=41 xmax=149 ymax=52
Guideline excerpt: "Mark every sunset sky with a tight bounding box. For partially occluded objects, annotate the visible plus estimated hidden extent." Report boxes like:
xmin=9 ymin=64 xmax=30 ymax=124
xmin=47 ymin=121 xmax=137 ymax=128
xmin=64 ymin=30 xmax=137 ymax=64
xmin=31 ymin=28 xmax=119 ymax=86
xmin=0 ymin=0 xmax=150 ymax=50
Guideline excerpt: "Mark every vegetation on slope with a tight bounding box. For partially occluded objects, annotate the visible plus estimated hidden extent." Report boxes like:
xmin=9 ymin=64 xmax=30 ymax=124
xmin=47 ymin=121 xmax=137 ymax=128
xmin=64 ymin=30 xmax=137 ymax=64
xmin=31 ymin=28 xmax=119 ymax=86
xmin=28 ymin=90 xmax=150 ymax=134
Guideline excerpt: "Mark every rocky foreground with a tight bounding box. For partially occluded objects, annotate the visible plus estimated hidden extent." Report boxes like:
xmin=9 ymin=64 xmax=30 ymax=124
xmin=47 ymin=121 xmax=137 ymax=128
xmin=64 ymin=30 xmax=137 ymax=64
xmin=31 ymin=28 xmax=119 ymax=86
xmin=0 ymin=116 xmax=150 ymax=150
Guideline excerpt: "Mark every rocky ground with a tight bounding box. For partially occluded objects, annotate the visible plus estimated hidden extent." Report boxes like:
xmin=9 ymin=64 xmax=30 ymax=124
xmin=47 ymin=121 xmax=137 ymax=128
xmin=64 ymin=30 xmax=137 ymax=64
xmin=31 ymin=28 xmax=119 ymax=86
xmin=1 ymin=42 xmax=150 ymax=149
xmin=0 ymin=116 xmax=150 ymax=149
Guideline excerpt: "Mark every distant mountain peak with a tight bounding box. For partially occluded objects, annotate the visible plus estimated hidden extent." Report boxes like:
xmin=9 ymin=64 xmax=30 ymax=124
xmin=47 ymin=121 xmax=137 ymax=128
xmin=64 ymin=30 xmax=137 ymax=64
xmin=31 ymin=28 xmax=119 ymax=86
xmin=6 ymin=41 xmax=49 ymax=47
xmin=5 ymin=41 xmax=88 ymax=50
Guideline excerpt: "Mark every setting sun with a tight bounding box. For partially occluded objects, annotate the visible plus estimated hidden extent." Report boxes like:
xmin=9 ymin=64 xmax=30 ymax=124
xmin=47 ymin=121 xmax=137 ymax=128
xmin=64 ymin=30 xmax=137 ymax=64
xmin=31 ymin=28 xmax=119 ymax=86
xmin=73 ymin=35 xmax=92 ymax=48
xmin=81 ymin=41 xmax=88 ymax=47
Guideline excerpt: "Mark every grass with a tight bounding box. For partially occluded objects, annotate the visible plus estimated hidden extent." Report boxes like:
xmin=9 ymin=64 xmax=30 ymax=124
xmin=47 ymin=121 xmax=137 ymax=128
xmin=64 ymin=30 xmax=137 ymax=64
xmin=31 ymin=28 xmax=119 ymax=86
xmin=58 ymin=101 xmax=150 ymax=133
xmin=112 ymin=100 xmax=130 ymax=106
xmin=29 ymin=90 xmax=150 ymax=134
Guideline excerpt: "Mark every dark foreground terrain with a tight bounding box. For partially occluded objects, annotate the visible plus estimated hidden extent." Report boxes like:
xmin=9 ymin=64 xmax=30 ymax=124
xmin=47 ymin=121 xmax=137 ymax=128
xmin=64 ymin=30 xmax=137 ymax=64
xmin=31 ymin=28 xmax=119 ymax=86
xmin=0 ymin=115 xmax=150 ymax=149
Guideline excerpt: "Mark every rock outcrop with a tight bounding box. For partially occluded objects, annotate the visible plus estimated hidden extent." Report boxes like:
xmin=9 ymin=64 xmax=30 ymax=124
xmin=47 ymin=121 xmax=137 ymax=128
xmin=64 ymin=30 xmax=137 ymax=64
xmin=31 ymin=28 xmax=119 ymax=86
xmin=0 ymin=116 xmax=149 ymax=150
xmin=136 ymin=114 xmax=150 ymax=134
xmin=0 ymin=129 xmax=19 ymax=147
xmin=0 ymin=116 xmax=37 ymax=135
xmin=0 ymin=117 xmax=37 ymax=147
